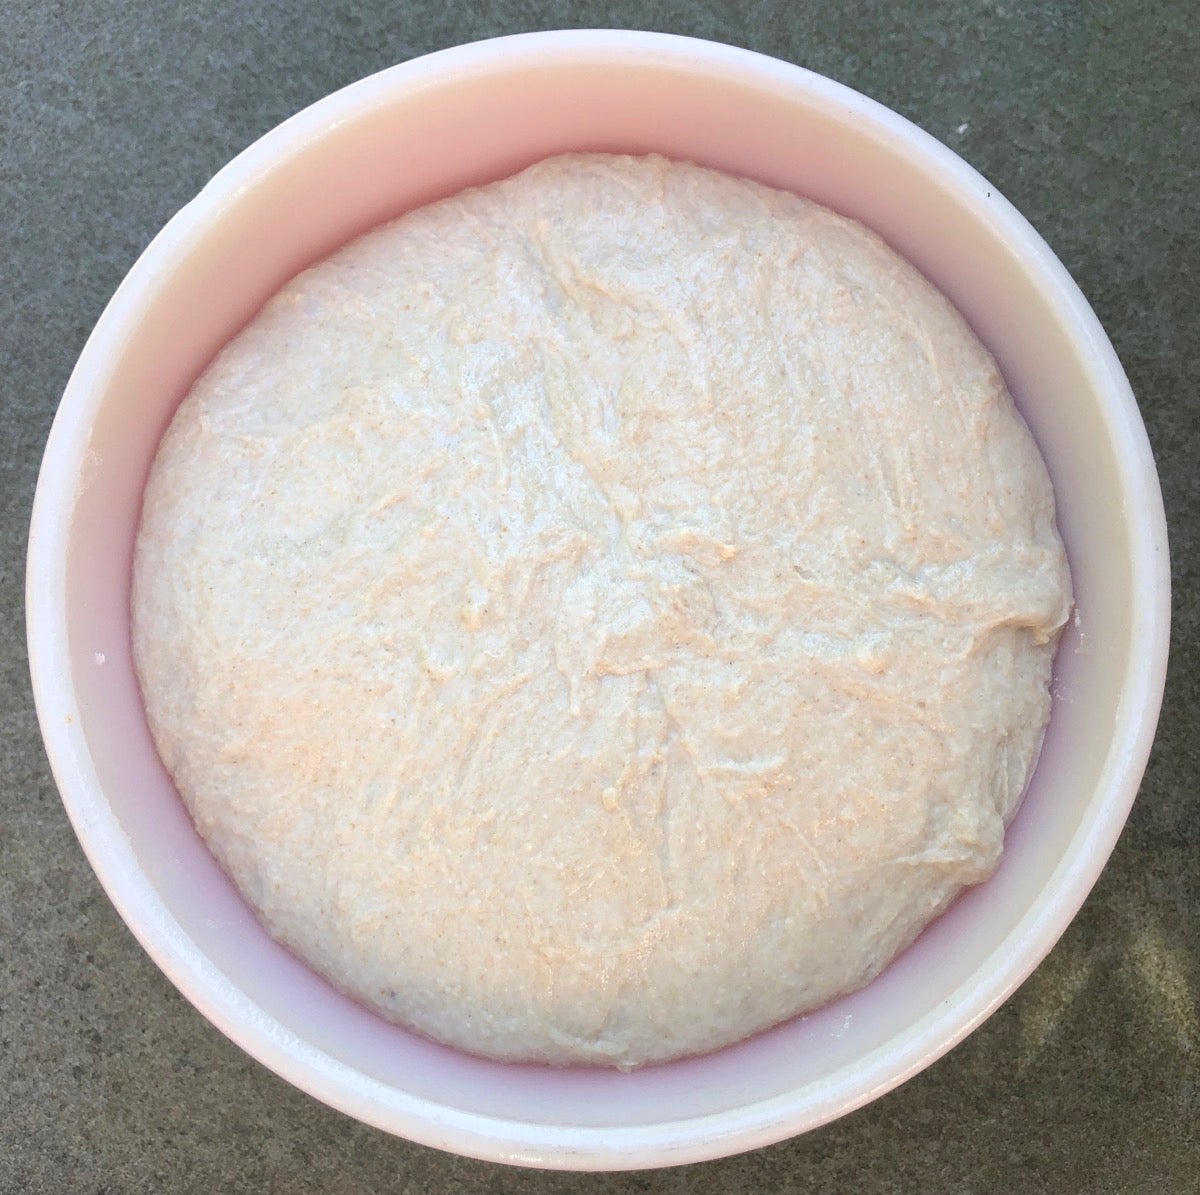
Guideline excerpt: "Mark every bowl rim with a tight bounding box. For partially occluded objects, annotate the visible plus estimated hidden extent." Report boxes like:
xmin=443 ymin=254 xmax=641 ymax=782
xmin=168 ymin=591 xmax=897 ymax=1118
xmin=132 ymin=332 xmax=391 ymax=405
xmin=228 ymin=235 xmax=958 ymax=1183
xmin=26 ymin=28 xmax=1171 ymax=1170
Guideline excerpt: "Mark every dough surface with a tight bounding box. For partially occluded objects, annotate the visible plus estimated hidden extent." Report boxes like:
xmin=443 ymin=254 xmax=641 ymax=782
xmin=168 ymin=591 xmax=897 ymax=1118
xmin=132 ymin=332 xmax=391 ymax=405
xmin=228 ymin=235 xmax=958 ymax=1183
xmin=133 ymin=153 xmax=1071 ymax=1068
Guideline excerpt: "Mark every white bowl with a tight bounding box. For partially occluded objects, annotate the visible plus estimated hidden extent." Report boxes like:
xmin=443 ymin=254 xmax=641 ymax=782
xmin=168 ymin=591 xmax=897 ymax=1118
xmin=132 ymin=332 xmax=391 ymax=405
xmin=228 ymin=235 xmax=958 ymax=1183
xmin=26 ymin=30 xmax=1169 ymax=1170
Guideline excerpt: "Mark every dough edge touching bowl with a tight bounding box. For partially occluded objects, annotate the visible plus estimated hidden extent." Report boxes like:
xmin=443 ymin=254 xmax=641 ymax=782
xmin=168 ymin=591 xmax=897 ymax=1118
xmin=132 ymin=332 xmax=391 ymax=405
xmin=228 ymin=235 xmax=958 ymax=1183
xmin=26 ymin=30 xmax=1169 ymax=1170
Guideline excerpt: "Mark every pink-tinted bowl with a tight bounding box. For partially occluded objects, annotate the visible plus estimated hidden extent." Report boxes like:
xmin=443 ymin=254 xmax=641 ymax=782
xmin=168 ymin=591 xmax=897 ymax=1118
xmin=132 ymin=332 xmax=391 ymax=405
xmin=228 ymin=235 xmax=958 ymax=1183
xmin=26 ymin=30 xmax=1169 ymax=1170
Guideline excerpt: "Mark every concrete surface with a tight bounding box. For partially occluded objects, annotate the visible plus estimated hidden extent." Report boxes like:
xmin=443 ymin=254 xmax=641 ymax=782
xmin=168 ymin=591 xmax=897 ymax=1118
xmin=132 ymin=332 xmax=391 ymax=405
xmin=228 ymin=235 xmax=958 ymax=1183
xmin=2 ymin=1 xmax=1196 ymax=1191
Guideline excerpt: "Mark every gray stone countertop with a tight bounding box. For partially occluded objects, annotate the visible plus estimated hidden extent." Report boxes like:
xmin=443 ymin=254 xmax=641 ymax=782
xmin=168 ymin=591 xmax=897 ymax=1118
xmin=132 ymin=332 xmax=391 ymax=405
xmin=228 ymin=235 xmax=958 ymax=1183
xmin=2 ymin=2 xmax=1196 ymax=1190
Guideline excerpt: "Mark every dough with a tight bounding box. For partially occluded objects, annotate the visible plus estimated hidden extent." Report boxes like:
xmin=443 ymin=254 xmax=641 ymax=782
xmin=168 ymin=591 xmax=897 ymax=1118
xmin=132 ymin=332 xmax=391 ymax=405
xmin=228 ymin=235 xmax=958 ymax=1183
xmin=133 ymin=153 xmax=1071 ymax=1068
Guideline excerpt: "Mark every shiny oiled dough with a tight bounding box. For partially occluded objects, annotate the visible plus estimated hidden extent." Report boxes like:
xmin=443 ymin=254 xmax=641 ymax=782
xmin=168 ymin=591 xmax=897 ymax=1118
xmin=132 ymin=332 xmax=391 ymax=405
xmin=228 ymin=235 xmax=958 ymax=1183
xmin=133 ymin=154 xmax=1071 ymax=1068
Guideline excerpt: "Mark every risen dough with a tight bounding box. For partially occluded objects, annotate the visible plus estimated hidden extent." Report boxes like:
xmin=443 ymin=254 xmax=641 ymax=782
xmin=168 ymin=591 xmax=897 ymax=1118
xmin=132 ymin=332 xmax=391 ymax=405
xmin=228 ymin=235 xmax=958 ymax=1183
xmin=134 ymin=154 xmax=1071 ymax=1068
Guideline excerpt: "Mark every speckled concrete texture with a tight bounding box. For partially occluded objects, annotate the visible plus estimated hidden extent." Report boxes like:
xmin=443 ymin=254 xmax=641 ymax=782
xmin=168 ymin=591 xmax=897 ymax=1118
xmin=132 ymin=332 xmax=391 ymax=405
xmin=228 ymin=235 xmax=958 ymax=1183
xmin=2 ymin=2 xmax=1196 ymax=1191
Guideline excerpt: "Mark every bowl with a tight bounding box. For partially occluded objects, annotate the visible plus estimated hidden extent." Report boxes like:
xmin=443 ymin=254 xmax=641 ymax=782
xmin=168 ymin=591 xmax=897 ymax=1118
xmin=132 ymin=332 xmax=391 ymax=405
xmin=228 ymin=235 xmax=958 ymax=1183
xmin=26 ymin=30 xmax=1169 ymax=1170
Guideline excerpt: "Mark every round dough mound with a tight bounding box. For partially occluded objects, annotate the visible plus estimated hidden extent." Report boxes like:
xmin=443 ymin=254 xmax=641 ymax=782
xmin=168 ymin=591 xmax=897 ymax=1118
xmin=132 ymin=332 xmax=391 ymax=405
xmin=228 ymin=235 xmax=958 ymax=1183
xmin=134 ymin=154 xmax=1070 ymax=1068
